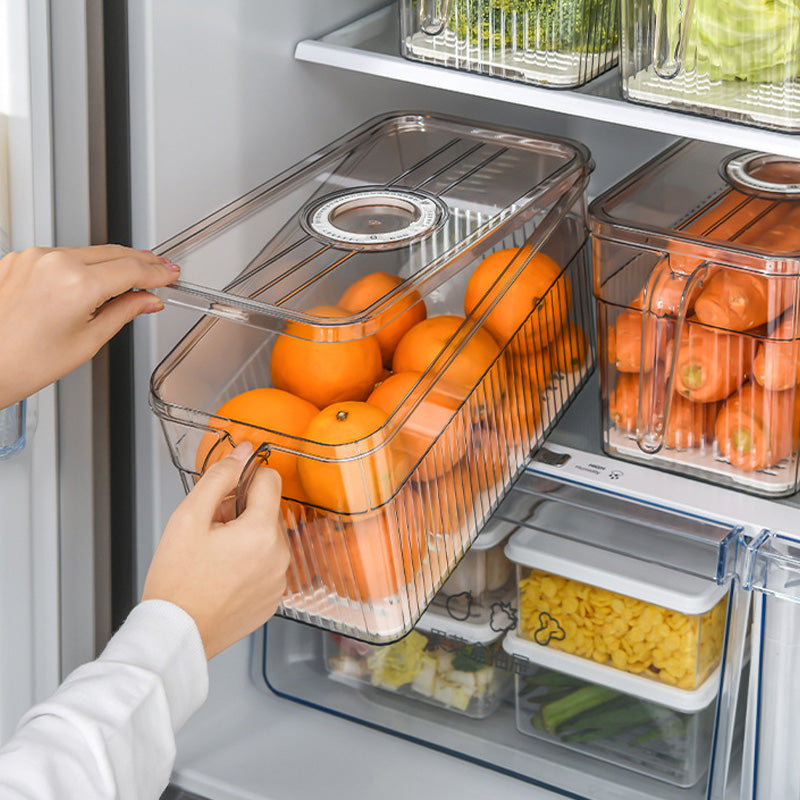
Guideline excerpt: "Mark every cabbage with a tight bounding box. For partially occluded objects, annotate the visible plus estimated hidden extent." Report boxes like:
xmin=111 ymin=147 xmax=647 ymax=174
xmin=676 ymin=0 xmax=800 ymax=82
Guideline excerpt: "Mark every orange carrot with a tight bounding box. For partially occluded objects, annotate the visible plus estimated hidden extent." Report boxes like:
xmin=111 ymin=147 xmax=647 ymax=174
xmin=633 ymin=260 xmax=689 ymax=317
xmin=667 ymin=323 xmax=754 ymax=402
xmin=609 ymin=310 xmax=672 ymax=373
xmin=608 ymin=371 xmax=715 ymax=448
xmin=754 ymin=318 xmax=800 ymax=391
xmin=715 ymin=383 xmax=797 ymax=471
xmin=694 ymin=268 xmax=795 ymax=332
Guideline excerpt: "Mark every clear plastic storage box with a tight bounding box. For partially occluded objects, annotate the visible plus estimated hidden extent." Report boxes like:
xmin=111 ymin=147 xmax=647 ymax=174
xmin=620 ymin=0 xmax=800 ymax=131
xmin=503 ymin=486 xmax=730 ymax=689
xmin=150 ymin=112 xmax=594 ymax=643
xmin=400 ymin=0 xmax=619 ymax=88
xmin=590 ymin=142 xmax=800 ymax=496
xmin=323 ymin=611 xmax=513 ymax=718
xmin=504 ymin=630 xmax=722 ymax=787
xmin=429 ymin=517 xmax=516 ymax=626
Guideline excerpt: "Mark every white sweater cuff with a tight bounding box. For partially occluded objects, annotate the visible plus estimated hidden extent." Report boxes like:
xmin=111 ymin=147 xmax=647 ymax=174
xmin=98 ymin=600 xmax=209 ymax=732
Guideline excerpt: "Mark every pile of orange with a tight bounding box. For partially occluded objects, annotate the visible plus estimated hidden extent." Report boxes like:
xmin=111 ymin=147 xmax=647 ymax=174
xmin=194 ymin=250 xmax=583 ymax=605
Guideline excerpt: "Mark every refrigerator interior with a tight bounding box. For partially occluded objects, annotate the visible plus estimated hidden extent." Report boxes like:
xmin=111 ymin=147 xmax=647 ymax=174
xmin=124 ymin=2 xmax=800 ymax=799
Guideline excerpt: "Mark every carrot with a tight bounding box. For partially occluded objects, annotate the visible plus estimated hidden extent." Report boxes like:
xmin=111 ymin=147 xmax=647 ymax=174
xmin=609 ymin=372 xmax=640 ymax=431
xmin=754 ymin=318 xmax=800 ymax=391
xmin=693 ymin=268 xmax=795 ymax=332
xmin=608 ymin=371 xmax=715 ymax=449
xmin=609 ymin=310 xmax=672 ymax=373
xmin=667 ymin=323 xmax=754 ymax=402
xmin=632 ymin=260 xmax=690 ymax=317
xmin=715 ymin=383 xmax=798 ymax=471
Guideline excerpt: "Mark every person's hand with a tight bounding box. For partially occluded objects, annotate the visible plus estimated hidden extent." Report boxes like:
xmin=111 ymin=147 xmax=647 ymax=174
xmin=0 ymin=245 xmax=180 ymax=408
xmin=142 ymin=443 xmax=290 ymax=659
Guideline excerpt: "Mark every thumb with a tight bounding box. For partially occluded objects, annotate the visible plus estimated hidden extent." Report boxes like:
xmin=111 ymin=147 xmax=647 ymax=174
xmin=184 ymin=442 xmax=255 ymax=520
xmin=91 ymin=290 xmax=165 ymax=342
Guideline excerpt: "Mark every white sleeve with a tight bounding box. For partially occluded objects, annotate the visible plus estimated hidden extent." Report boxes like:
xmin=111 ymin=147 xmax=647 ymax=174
xmin=0 ymin=600 xmax=209 ymax=800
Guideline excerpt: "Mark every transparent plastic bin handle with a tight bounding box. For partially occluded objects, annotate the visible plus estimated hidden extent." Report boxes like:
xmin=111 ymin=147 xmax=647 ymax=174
xmin=0 ymin=399 xmax=26 ymax=460
xmin=653 ymin=0 xmax=694 ymax=79
xmin=419 ymin=0 xmax=450 ymax=35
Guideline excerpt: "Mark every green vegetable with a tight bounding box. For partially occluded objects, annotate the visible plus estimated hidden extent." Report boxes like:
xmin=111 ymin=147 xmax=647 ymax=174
xmin=630 ymin=717 xmax=688 ymax=746
xmin=447 ymin=0 xmax=618 ymax=54
xmin=451 ymin=645 xmax=485 ymax=672
xmin=666 ymin=0 xmax=800 ymax=82
xmin=522 ymin=669 xmax=585 ymax=689
xmin=541 ymin=685 xmax=619 ymax=733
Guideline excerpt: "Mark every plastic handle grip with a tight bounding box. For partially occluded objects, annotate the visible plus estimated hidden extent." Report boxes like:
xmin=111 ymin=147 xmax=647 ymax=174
xmin=652 ymin=0 xmax=693 ymax=79
xmin=419 ymin=0 xmax=450 ymax=35
xmin=235 ymin=443 xmax=271 ymax=517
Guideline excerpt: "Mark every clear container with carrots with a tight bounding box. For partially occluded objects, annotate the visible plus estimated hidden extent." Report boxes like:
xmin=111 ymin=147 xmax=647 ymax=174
xmin=149 ymin=112 xmax=595 ymax=643
xmin=591 ymin=142 xmax=800 ymax=496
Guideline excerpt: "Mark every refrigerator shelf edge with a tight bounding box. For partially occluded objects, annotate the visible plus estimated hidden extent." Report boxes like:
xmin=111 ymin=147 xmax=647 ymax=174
xmin=294 ymin=4 xmax=800 ymax=161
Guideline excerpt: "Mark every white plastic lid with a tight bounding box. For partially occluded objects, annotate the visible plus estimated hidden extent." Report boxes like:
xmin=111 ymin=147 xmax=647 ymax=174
xmin=417 ymin=608 xmax=505 ymax=645
xmin=503 ymin=630 xmax=720 ymax=713
xmin=504 ymin=505 xmax=729 ymax=616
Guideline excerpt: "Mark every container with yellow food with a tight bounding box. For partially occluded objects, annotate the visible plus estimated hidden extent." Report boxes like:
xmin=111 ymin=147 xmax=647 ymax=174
xmin=504 ymin=509 xmax=730 ymax=690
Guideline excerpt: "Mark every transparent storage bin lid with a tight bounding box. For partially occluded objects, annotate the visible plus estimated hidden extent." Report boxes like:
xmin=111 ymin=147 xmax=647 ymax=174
xmin=590 ymin=142 xmax=800 ymax=271
xmin=153 ymin=111 xmax=591 ymax=336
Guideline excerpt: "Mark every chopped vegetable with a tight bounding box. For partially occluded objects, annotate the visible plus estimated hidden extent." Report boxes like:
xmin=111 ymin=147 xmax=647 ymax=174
xmin=447 ymin=0 xmax=618 ymax=54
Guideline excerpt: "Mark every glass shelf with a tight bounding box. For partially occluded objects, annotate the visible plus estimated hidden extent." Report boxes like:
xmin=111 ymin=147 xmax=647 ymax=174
xmin=295 ymin=5 xmax=800 ymax=160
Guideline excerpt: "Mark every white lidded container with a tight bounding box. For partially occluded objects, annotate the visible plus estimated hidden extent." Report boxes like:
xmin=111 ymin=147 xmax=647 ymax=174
xmin=323 ymin=608 xmax=513 ymax=719
xmin=505 ymin=500 xmax=730 ymax=690
xmin=429 ymin=517 xmax=516 ymax=626
xmin=504 ymin=629 xmax=722 ymax=787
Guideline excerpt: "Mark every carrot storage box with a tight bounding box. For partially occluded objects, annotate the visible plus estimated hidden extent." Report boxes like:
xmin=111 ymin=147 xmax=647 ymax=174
xmin=591 ymin=143 xmax=800 ymax=496
xmin=149 ymin=112 xmax=594 ymax=643
xmin=400 ymin=0 xmax=619 ymax=88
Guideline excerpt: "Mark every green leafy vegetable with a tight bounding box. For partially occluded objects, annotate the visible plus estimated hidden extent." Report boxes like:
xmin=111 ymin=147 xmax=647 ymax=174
xmin=447 ymin=0 xmax=618 ymax=54
xmin=668 ymin=0 xmax=800 ymax=82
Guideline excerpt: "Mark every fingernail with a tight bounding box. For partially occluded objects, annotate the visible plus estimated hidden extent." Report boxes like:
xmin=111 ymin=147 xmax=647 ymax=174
xmin=158 ymin=255 xmax=181 ymax=272
xmin=145 ymin=299 xmax=164 ymax=313
xmin=139 ymin=249 xmax=155 ymax=256
xmin=231 ymin=441 xmax=254 ymax=459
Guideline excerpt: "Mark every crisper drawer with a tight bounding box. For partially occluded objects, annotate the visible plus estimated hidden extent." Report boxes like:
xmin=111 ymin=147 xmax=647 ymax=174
xmin=263 ymin=468 xmax=748 ymax=800
xmin=149 ymin=112 xmax=595 ymax=644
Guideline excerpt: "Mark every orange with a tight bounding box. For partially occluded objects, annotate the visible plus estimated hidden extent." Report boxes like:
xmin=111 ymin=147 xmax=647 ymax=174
xmin=270 ymin=305 xmax=383 ymax=409
xmin=296 ymin=401 xmax=410 ymax=513
xmin=194 ymin=387 xmax=319 ymax=517
xmin=319 ymin=488 xmax=426 ymax=601
xmin=464 ymin=247 xmax=571 ymax=354
xmin=549 ymin=322 xmax=588 ymax=374
xmin=367 ymin=371 xmax=467 ymax=479
xmin=467 ymin=425 xmax=509 ymax=493
xmin=500 ymin=363 xmax=543 ymax=451
xmin=392 ymin=315 xmax=502 ymax=404
xmin=338 ymin=272 xmax=427 ymax=367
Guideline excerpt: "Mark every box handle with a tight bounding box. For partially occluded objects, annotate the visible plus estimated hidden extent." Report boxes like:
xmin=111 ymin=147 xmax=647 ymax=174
xmin=652 ymin=0 xmax=693 ymax=79
xmin=235 ymin=443 xmax=272 ymax=517
xmin=419 ymin=0 xmax=450 ymax=35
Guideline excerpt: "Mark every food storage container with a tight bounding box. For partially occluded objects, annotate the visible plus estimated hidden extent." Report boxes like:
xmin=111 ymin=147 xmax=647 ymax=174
xmin=591 ymin=142 xmax=800 ymax=496
xmin=620 ymin=0 xmax=800 ymax=131
xmin=149 ymin=112 xmax=595 ymax=643
xmin=429 ymin=517 xmax=516 ymax=627
xmin=504 ymin=489 xmax=730 ymax=689
xmin=400 ymin=0 xmax=619 ymax=88
xmin=504 ymin=630 xmax=723 ymax=787
xmin=324 ymin=610 xmax=513 ymax=718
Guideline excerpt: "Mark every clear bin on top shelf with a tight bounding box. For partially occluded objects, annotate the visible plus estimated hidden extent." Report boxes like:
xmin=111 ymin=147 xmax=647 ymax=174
xmin=400 ymin=0 xmax=619 ymax=88
xmin=149 ymin=112 xmax=595 ymax=644
xmin=323 ymin=610 xmax=513 ymax=718
xmin=620 ymin=0 xmax=800 ymax=131
xmin=590 ymin=142 xmax=800 ymax=496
